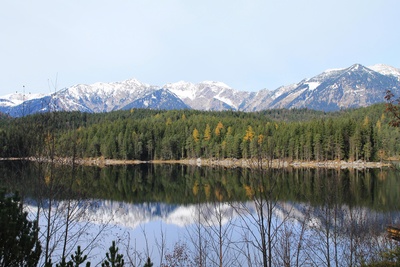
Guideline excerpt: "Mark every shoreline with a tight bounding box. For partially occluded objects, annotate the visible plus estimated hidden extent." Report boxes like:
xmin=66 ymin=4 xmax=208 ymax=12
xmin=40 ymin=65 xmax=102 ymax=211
xmin=156 ymin=158 xmax=392 ymax=169
xmin=2 ymin=157 xmax=392 ymax=169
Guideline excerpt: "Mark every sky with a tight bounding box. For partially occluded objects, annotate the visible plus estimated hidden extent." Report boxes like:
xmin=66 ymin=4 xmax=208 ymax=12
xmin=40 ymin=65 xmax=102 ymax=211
xmin=1 ymin=0 xmax=400 ymax=96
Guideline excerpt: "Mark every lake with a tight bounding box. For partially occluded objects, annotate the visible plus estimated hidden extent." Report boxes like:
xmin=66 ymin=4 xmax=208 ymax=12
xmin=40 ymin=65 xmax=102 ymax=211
xmin=1 ymin=160 xmax=399 ymax=266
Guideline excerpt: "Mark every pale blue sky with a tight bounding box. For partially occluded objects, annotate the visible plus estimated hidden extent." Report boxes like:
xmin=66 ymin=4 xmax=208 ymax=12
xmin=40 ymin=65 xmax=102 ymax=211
xmin=1 ymin=0 xmax=399 ymax=95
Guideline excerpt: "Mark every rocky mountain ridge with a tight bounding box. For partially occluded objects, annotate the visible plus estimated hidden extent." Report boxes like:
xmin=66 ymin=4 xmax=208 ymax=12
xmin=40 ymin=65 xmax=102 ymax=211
xmin=1 ymin=63 xmax=399 ymax=117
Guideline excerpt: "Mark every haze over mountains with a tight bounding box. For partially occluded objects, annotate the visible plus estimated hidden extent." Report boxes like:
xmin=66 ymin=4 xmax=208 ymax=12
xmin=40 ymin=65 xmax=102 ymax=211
xmin=1 ymin=63 xmax=399 ymax=117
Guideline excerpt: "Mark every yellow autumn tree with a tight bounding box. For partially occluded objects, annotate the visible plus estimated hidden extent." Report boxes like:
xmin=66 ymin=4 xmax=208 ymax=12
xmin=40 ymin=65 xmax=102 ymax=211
xmin=243 ymin=126 xmax=255 ymax=142
xmin=193 ymin=128 xmax=200 ymax=143
xmin=215 ymin=188 xmax=223 ymax=202
xmin=376 ymin=119 xmax=382 ymax=133
xmin=258 ymin=134 xmax=264 ymax=146
xmin=192 ymin=180 xmax=199 ymax=196
xmin=215 ymin=121 xmax=224 ymax=136
xmin=204 ymin=124 xmax=211 ymax=141
xmin=363 ymin=116 xmax=370 ymax=128
xmin=204 ymin=184 xmax=211 ymax=200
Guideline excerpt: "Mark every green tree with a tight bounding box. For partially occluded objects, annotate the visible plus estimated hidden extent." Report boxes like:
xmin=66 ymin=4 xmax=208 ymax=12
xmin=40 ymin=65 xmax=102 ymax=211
xmin=69 ymin=246 xmax=90 ymax=267
xmin=362 ymin=245 xmax=400 ymax=266
xmin=313 ymin=133 xmax=323 ymax=161
xmin=0 ymin=189 xmax=41 ymax=267
xmin=56 ymin=246 xmax=91 ymax=267
xmin=385 ymin=89 xmax=400 ymax=127
xmin=143 ymin=257 xmax=153 ymax=267
xmin=333 ymin=130 xmax=344 ymax=160
xmin=102 ymin=241 xmax=124 ymax=267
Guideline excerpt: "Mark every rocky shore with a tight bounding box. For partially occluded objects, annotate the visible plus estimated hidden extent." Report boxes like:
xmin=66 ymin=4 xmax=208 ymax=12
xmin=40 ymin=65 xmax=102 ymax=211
xmin=177 ymin=158 xmax=391 ymax=169
xmin=1 ymin=156 xmax=392 ymax=169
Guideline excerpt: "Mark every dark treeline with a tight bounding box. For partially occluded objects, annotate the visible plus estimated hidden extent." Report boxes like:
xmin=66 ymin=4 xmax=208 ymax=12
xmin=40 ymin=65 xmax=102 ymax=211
xmin=0 ymin=104 xmax=399 ymax=162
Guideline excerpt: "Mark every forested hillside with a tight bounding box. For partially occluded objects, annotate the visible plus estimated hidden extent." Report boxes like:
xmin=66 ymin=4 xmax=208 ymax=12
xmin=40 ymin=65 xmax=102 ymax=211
xmin=0 ymin=104 xmax=399 ymax=162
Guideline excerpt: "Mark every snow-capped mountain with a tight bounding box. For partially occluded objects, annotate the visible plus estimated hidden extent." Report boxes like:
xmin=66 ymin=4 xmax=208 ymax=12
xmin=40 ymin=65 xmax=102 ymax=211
xmin=51 ymin=78 xmax=160 ymax=112
xmin=369 ymin=64 xmax=400 ymax=81
xmin=121 ymin=88 xmax=190 ymax=110
xmin=243 ymin=63 xmax=400 ymax=112
xmin=0 ymin=95 xmax=52 ymax=117
xmin=0 ymin=93 xmax=42 ymax=105
xmin=1 ymin=63 xmax=399 ymax=117
xmin=164 ymin=81 xmax=256 ymax=111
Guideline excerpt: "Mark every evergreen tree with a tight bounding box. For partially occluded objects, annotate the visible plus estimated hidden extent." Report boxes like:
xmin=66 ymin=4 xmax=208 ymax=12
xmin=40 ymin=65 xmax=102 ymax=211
xmin=69 ymin=246 xmax=90 ymax=267
xmin=385 ymin=89 xmax=400 ymax=127
xmin=0 ymin=189 xmax=41 ymax=267
xmin=101 ymin=241 xmax=124 ymax=267
xmin=143 ymin=257 xmax=153 ymax=267
xmin=3 ymin=104 xmax=400 ymax=162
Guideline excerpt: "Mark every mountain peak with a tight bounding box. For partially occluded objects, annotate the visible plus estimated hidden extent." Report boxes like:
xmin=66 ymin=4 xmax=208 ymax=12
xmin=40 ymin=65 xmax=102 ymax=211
xmin=200 ymin=81 xmax=231 ymax=89
xmin=163 ymin=80 xmax=194 ymax=88
xmin=0 ymin=92 xmax=46 ymax=107
xmin=348 ymin=63 xmax=366 ymax=71
xmin=1 ymin=63 xmax=400 ymax=116
xmin=121 ymin=88 xmax=190 ymax=110
xmin=120 ymin=78 xmax=153 ymax=88
xmin=368 ymin=64 xmax=400 ymax=80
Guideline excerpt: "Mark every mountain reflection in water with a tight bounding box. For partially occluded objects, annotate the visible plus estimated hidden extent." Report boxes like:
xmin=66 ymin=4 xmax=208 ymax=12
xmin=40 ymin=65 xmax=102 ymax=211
xmin=1 ymin=161 xmax=400 ymax=266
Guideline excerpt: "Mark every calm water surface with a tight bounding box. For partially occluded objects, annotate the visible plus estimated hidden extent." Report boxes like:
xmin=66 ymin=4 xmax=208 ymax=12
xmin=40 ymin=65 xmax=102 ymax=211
xmin=1 ymin=161 xmax=399 ymax=266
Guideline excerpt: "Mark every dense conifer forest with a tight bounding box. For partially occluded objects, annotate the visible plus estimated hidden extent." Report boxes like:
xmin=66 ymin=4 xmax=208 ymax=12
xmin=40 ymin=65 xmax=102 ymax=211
xmin=1 ymin=104 xmax=400 ymax=266
xmin=0 ymin=104 xmax=399 ymax=162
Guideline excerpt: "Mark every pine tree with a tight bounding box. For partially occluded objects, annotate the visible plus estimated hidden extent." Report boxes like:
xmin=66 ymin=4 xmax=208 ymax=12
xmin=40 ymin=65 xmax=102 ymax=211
xmin=143 ymin=257 xmax=153 ymax=267
xmin=0 ymin=189 xmax=41 ymax=267
xmin=70 ymin=246 xmax=90 ymax=267
xmin=101 ymin=241 xmax=124 ymax=267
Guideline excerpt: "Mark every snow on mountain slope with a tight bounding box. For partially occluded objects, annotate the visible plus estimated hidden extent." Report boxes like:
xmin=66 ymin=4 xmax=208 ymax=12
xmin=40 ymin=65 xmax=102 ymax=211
xmin=0 ymin=93 xmax=46 ymax=107
xmin=52 ymin=78 xmax=159 ymax=113
xmin=165 ymin=80 xmax=253 ymax=111
xmin=277 ymin=64 xmax=400 ymax=111
xmin=368 ymin=64 xmax=400 ymax=81
xmin=163 ymin=81 xmax=198 ymax=100
xmin=1 ymin=63 xmax=400 ymax=117
xmin=244 ymin=63 xmax=400 ymax=112
xmin=121 ymin=88 xmax=190 ymax=110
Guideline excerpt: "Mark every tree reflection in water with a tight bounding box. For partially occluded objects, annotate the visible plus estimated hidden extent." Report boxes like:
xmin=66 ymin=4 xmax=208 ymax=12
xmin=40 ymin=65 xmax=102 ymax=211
xmin=1 ymin=161 xmax=399 ymax=266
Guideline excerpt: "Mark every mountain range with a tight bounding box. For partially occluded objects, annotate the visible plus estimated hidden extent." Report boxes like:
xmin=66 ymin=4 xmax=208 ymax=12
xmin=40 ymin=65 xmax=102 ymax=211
xmin=1 ymin=63 xmax=400 ymax=117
